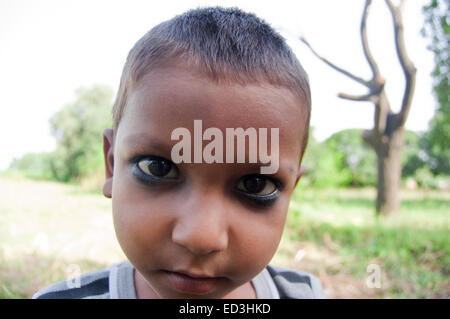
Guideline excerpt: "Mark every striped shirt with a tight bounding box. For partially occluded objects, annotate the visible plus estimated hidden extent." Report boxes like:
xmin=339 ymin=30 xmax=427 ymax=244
xmin=32 ymin=261 xmax=325 ymax=299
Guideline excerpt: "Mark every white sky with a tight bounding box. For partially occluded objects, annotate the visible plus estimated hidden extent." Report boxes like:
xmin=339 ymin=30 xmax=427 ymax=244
xmin=0 ymin=0 xmax=436 ymax=170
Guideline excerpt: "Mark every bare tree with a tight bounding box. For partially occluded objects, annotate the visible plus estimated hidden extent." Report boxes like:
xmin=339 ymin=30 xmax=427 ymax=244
xmin=301 ymin=0 xmax=416 ymax=215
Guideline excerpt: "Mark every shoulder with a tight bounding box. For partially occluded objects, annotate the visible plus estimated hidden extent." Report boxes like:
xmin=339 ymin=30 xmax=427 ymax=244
xmin=32 ymin=266 xmax=111 ymax=299
xmin=266 ymin=265 xmax=326 ymax=299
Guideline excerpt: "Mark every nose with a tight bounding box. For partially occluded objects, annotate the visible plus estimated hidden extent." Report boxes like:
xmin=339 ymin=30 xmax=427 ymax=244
xmin=171 ymin=190 xmax=229 ymax=255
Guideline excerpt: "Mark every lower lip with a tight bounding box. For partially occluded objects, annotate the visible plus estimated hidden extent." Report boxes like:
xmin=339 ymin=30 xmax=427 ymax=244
xmin=164 ymin=271 xmax=220 ymax=295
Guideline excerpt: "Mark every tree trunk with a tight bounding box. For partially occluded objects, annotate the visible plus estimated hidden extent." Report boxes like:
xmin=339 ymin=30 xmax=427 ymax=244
xmin=301 ymin=0 xmax=416 ymax=216
xmin=375 ymin=127 xmax=404 ymax=215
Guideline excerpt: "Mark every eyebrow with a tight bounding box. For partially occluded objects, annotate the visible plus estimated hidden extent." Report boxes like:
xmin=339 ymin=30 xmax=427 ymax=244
xmin=121 ymin=133 xmax=173 ymax=155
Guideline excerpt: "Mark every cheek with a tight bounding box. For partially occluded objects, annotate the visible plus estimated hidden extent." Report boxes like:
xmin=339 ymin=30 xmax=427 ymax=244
xmin=229 ymin=200 xmax=289 ymax=277
xmin=111 ymin=179 xmax=173 ymax=263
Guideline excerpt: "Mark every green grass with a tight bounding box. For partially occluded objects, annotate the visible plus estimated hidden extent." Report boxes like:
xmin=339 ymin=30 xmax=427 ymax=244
xmin=0 ymin=176 xmax=448 ymax=298
xmin=284 ymin=186 xmax=449 ymax=298
xmin=0 ymin=177 xmax=124 ymax=298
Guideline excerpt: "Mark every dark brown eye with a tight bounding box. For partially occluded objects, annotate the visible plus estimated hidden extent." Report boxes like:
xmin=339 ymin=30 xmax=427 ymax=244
xmin=237 ymin=175 xmax=277 ymax=195
xmin=137 ymin=158 xmax=178 ymax=178
xmin=244 ymin=176 xmax=266 ymax=193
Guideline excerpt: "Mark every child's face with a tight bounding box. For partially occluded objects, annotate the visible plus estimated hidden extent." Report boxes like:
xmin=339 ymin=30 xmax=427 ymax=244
xmin=103 ymin=65 xmax=308 ymax=298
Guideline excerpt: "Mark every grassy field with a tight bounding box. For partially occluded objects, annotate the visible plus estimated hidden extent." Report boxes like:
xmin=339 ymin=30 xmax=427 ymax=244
xmin=282 ymin=186 xmax=449 ymax=298
xmin=0 ymin=176 xmax=448 ymax=298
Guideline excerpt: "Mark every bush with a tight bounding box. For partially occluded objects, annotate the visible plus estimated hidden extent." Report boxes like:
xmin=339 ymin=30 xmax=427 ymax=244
xmin=301 ymin=128 xmax=352 ymax=187
xmin=8 ymin=152 xmax=55 ymax=180
xmin=414 ymin=166 xmax=437 ymax=188
xmin=325 ymin=129 xmax=377 ymax=186
xmin=402 ymin=130 xmax=426 ymax=177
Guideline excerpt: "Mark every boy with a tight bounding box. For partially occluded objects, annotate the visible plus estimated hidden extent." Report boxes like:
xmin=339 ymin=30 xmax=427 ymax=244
xmin=33 ymin=6 xmax=325 ymax=299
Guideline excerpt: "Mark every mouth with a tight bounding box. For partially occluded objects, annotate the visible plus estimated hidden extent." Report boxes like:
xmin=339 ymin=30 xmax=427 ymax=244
xmin=162 ymin=270 xmax=223 ymax=295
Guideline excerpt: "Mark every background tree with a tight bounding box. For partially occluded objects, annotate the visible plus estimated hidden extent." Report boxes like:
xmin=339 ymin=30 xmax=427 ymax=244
xmin=49 ymin=85 xmax=113 ymax=182
xmin=301 ymin=127 xmax=353 ymax=188
xmin=301 ymin=0 xmax=416 ymax=215
xmin=325 ymin=129 xmax=377 ymax=187
xmin=8 ymin=85 xmax=113 ymax=184
xmin=402 ymin=130 xmax=426 ymax=178
xmin=421 ymin=0 xmax=449 ymax=176
xmin=301 ymin=128 xmax=420 ymax=188
xmin=9 ymin=152 xmax=55 ymax=180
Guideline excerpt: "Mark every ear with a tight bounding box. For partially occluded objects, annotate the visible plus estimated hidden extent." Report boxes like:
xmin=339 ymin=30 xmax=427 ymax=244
xmin=102 ymin=128 xmax=114 ymax=198
xmin=294 ymin=164 xmax=307 ymax=188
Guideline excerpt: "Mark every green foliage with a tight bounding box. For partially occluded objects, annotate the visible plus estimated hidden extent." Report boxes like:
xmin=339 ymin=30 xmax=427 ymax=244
xmin=301 ymin=128 xmax=352 ymax=187
xmin=287 ymin=187 xmax=450 ymax=298
xmin=10 ymin=85 xmax=114 ymax=182
xmin=302 ymin=128 xmax=435 ymax=187
xmin=402 ymin=130 xmax=426 ymax=177
xmin=414 ymin=166 xmax=434 ymax=188
xmin=9 ymin=152 xmax=56 ymax=180
xmin=325 ymin=129 xmax=377 ymax=186
xmin=422 ymin=114 xmax=450 ymax=175
xmin=301 ymin=129 xmax=440 ymax=188
xmin=421 ymin=0 xmax=450 ymax=175
xmin=49 ymin=85 xmax=113 ymax=182
xmin=413 ymin=166 xmax=438 ymax=188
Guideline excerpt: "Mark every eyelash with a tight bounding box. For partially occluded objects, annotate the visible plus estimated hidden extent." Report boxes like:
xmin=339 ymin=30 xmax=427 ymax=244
xmin=130 ymin=155 xmax=283 ymax=207
xmin=131 ymin=155 xmax=175 ymax=185
xmin=236 ymin=190 xmax=280 ymax=207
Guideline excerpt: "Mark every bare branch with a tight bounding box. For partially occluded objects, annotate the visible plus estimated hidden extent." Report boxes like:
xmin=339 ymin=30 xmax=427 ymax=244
xmin=360 ymin=0 xmax=381 ymax=78
xmin=385 ymin=0 xmax=417 ymax=126
xmin=338 ymin=92 xmax=373 ymax=101
xmin=385 ymin=0 xmax=396 ymax=12
xmin=300 ymin=36 xmax=369 ymax=88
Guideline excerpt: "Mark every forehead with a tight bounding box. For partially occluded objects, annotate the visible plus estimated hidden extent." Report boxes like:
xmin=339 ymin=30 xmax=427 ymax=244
xmin=116 ymin=66 xmax=307 ymax=162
